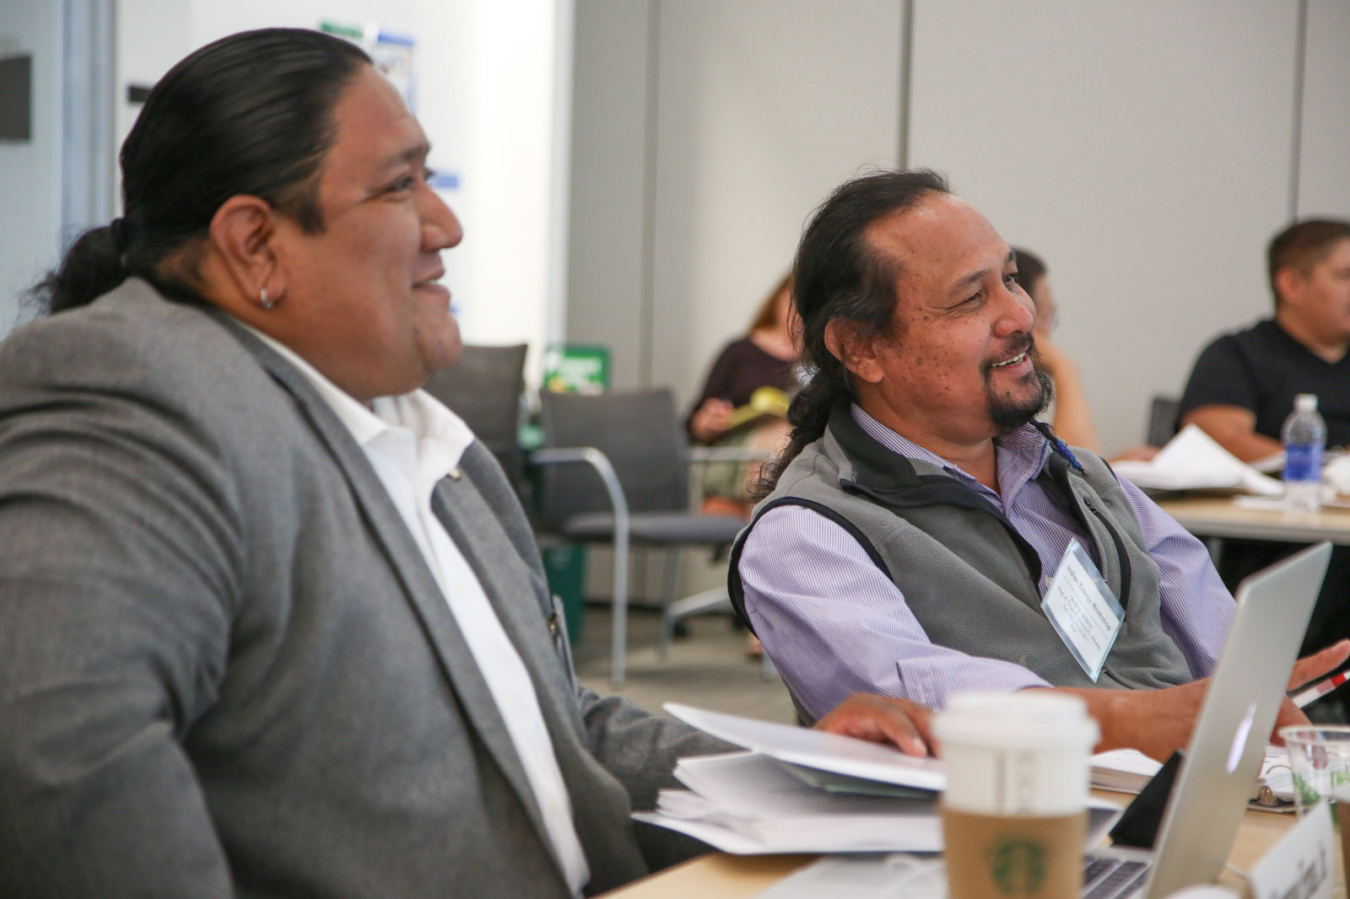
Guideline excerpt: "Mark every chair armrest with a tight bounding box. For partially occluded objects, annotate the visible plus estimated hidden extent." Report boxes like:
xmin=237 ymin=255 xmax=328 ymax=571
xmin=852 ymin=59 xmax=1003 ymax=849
xmin=529 ymin=446 xmax=635 ymax=689
xmin=529 ymin=447 xmax=631 ymax=537
xmin=682 ymin=446 xmax=773 ymax=511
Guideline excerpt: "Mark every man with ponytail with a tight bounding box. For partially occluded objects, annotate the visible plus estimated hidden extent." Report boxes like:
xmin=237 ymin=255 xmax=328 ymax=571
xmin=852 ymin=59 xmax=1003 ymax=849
xmin=732 ymin=170 xmax=1347 ymax=763
xmin=0 ymin=30 xmax=931 ymax=899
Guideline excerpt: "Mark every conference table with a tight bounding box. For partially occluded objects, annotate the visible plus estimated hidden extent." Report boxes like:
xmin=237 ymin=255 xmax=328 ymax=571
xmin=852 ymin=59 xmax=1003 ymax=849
xmin=603 ymin=795 xmax=1320 ymax=897
xmin=1156 ymin=494 xmax=1350 ymax=547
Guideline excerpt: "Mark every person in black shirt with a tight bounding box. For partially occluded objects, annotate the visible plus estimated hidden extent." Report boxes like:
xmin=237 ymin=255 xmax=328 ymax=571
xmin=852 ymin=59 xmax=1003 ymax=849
xmin=1180 ymin=219 xmax=1350 ymax=457
xmin=1179 ymin=219 xmax=1350 ymax=695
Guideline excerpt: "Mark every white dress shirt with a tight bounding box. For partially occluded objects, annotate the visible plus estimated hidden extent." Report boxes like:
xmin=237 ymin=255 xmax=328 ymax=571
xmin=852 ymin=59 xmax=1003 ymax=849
xmin=245 ymin=327 xmax=589 ymax=896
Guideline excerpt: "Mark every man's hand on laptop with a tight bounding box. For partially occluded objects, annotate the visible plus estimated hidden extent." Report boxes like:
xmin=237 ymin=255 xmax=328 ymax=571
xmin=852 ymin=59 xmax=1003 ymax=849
xmin=813 ymin=693 xmax=936 ymax=757
xmin=1057 ymin=640 xmax=1350 ymax=762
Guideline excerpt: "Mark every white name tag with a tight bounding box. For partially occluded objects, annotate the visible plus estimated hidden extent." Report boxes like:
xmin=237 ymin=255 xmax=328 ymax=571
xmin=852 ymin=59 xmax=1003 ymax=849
xmin=1040 ymin=539 xmax=1124 ymax=682
xmin=1247 ymin=801 xmax=1335 ymax=899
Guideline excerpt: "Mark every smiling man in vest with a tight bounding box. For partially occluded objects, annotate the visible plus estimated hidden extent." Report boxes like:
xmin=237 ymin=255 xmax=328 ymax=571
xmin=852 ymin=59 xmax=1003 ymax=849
xmin=732 ymin=169 xmax=1346 ymax=762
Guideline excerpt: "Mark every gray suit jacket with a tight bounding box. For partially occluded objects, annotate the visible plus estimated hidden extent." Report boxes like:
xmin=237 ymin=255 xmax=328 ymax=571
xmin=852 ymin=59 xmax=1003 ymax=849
xmin=0 ymin=280 xmax=724 ymax=897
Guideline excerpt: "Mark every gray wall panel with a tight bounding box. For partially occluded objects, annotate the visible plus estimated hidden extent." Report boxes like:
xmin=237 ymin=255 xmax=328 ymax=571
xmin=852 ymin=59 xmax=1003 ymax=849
xmin=909 ymin=0 xmax=1300 ymax=453
xmin=566 ymin=0 xmax=653 ymax=389
xmin=1298 ymin=0 xmax=1350 ymax=218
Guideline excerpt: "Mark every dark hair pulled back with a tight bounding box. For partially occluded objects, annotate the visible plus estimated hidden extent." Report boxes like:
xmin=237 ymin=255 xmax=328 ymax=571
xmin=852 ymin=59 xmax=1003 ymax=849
xmin=33 ymin=28 xmax=371 ymax=314
xmin=754 ymin=168 xmax=951 ymax=499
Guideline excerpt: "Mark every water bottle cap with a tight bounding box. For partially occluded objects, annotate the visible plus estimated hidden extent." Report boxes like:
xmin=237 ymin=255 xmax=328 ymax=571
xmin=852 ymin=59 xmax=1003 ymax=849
xmin=1296 ymin=394 xmax=1318 ymax=412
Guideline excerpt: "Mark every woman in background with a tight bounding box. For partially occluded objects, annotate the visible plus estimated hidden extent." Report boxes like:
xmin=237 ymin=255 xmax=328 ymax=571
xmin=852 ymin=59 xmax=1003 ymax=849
xmin=1014 ymin=247 xmax=1157 ymax=462
xmin=687 ymin=272 xmax=801 ymax=519
xmin=688 ymin=274 xmax=799 ymax=658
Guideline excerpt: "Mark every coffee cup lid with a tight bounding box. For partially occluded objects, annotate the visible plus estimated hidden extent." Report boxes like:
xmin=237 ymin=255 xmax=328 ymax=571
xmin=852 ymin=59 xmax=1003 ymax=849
xmin=934 ymin=692 xmax=1100 ymax=749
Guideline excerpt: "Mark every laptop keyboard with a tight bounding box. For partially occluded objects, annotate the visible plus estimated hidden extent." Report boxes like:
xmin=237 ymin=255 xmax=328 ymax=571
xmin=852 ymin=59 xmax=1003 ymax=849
xmin=1082 ymin=857 xmax=1150 ymax=899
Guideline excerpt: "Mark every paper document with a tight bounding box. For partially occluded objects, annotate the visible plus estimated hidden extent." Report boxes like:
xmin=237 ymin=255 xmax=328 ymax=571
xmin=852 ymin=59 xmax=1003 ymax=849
xmin=1089 ymin=748 xmax=1163 ymax=793
xmin=1091 ymin=745 xmax=1294 ymax=811
xmin=754 ymin=854 xmax=948 ymax=899
xmin=637 ymin=750 xmax=1120 ymax=855
xmin=663 ymin=702 xmax=945 ymax=791
xmin=643 ymin=705 xmax=1121 ymax=855
xmin=1323 ymin=453 xmax=1350 ymax=494
xmin=637 ymin=751 xmax=945 ymax=854
xmin=1112 ymin=424 xmax=1284 ymax=495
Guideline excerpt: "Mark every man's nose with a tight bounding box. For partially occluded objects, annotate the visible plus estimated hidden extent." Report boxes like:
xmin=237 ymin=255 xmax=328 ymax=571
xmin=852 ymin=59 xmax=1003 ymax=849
xmin=996 ymin=281 xmax=1036 ymax=335
xmin=422 ymin=187 xmax=463 ymax=251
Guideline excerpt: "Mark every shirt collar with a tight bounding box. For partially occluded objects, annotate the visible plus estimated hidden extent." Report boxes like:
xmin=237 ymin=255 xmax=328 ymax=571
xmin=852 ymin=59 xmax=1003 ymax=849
xmin=237 ymin=321 xmax=475 ymax=470
xmin=850 ymin=404 xmax=1052 ymax=500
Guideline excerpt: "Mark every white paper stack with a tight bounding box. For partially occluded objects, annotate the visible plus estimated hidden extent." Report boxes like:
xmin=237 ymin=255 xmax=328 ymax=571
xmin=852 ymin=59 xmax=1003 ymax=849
xmin=636 ymin=751 xmax=944 ymax=854
xmin=658 ymin=703 xmax=946 ymax=790
xmin=1090 ymin=745 xmax=1294 ymax=811
xmin=1112 ymin=424 xmax=1285 ymax=495
xmin=636 ymin=704 xmax=1122 ymax=854
xmin=1090 ymin=749 xmax=1163 ymax=793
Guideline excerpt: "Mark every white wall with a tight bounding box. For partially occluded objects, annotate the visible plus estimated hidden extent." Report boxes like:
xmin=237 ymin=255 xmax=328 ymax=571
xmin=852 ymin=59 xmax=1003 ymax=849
xmin=113 ymin=0 xmax=567 ymax=375
xmin=909 ymin=1 xmax=1299 ymax=453
xmin=446 ymin=0 xmax=570 ymax=374
xmin=566 ymin=0 xmax=652 ymax=389
xmin=649 ymin=0 xmax=903 ymax=403
xmin=1299 ymin=0 xmax=1350 ymax=219
xmin=567 ymin=0 xmax=903 ymax=399
xmin=0 ymin=0 xmax=61 ymax=330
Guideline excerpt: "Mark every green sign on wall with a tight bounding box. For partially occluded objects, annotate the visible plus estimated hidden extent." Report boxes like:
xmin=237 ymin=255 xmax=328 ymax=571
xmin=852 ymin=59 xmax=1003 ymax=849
xmin=542 ymin=344 xmax=610 ymax=395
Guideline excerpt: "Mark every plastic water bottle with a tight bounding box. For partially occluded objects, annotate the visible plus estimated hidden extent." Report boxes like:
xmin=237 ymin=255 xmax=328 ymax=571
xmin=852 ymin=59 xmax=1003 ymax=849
xmin=1282 ymin=393 xmax=1326 ymax=512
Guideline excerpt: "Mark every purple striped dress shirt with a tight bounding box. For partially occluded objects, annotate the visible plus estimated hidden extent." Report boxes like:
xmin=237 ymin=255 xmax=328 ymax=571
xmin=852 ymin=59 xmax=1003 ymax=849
xmin=739 ymin=405 xmax=1236 ymax=721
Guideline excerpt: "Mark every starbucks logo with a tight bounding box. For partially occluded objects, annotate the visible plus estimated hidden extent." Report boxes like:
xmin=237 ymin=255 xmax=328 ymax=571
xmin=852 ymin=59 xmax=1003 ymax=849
xmin=986 ymin=837 xmax=1047 ymax=895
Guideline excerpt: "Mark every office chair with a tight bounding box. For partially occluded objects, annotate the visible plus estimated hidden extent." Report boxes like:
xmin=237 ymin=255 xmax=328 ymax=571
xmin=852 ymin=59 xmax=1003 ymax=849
xmin=422 ymin=344 xmax=529 ymax=499
xmin=1147 ymin=394 xmax=1181 ymax=448
xmin=532 ymin=388 xmax=747 ymax=687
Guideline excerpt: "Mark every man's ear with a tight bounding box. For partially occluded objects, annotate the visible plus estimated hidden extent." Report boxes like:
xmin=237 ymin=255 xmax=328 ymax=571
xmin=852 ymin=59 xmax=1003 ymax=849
xmin=824 ymin=319 xmax=885 ymax=384
xmin=208 ymin=196 xmax=281 ymax=311
xmin=1274 ymin=266 xmax=1304 ymax=308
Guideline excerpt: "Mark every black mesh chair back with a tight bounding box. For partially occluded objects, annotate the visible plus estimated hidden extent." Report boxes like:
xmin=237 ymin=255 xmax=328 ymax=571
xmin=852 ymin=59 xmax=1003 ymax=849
xmin=536 ymin=389 xmax=689 ymax=532
xmin=423 ymin=344 xmax=528 ymax=493
xmin=532 ymin=387 xmax=748 ymax=686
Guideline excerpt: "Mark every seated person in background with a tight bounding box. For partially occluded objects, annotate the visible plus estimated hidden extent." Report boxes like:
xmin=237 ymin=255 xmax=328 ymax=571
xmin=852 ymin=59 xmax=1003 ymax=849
xmin=1013 ymin=247 xmax=1157 ymax=463
xmin=732 ymin=169 xmax=1346 ymax=762
xmin=687 ymin=273 xmax=800 ymax=518
xmin=1179 ymin=219 xmax=1350 ymax=462
xmin=1178 ymin=218 xmax=1350 ymax=673
xmin=0 ymin=31 xmax=933 ymax=898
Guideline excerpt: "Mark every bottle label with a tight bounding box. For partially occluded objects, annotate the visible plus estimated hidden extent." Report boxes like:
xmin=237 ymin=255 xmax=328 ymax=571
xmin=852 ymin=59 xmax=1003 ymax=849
xmin=1285 ymin=443 xmax=1324 ymax=482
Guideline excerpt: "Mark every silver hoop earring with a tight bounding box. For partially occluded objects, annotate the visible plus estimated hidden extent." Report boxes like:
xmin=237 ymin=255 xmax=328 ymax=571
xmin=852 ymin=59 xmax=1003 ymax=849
xmin=260 ymin=286 xmax=274 ymax=310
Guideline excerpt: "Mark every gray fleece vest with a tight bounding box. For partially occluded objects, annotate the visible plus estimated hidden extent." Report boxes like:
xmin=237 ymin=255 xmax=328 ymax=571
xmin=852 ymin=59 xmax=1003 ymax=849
xmin=730 ymin=404 xmax=1195 ymax=691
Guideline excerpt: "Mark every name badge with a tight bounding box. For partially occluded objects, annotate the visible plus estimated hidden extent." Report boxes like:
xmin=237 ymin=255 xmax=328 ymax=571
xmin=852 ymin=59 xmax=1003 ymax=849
xmin=1040 ymin=539 xmax=1124 ymax=682
xmin=1247 ymin=800 xmax=1335 ymax=899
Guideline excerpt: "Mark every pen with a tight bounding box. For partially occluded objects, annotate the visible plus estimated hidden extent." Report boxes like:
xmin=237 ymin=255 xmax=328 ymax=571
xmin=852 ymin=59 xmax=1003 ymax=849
xmin=1292 ymin=671 xmax=1350 ymax=708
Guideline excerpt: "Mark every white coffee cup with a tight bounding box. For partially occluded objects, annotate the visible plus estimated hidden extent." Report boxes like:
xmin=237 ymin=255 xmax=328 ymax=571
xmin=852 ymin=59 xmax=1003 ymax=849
xmin=938 ymin=691 xmax=1100 ymax=815
xmin=935 ymin=692 xmax=1100 ymax=899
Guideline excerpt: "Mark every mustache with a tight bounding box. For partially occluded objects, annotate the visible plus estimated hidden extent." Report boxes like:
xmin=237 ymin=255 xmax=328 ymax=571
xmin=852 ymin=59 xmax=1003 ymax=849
xmin=980 ymin=334 xmax=1036 ymax=376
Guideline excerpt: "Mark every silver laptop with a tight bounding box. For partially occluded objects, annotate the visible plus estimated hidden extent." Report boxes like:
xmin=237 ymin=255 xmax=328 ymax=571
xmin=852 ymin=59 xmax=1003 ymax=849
xmin=1083 ymin=540 xmax=1332 ymax=899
